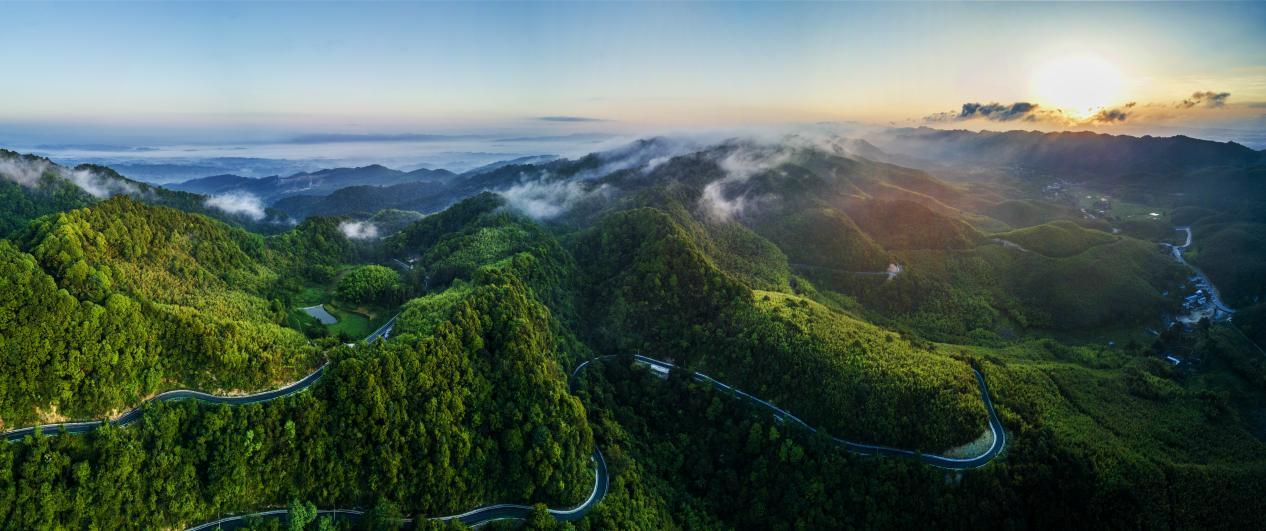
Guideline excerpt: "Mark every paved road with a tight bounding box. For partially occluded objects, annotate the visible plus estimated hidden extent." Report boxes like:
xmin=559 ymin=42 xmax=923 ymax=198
xmin=8 ymin=310 xmax=1001 ymax=527
xmin=185 ymin=451 xmax=608 ymax=530
xmin=186 ymin=353 xmax=614 ymax=530
xmin=597 ymin=354 xmax=1006 ymax=470
xmin=2 ymin=314 xmax=399 ymax=443
xmin=364 ymin=314 xmax=398 ymax=343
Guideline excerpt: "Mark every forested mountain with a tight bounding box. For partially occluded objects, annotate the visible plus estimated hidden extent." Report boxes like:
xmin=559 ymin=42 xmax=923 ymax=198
xmin=271 ymin=180 xmax=453 ymax=219
xmin=2 ymin=132 xmax=1265 ymax=529
xmin=0 ymin=150 xmax=291 ymax=234
xmin=170 ymin=165 xmax=455 ymax=202
xmin=856 ymin=128 xmax=1266 ymax=327
xmin=869 ymin=127 xmax=1266 ymax=177
xmin=186 ymin=136 xmax=1199 ymax=339
xmin=1 ymin=150 xmax=101 ymax=235
xmin=0 ymin=197 xmax=330 ymax=428
xmin=0 ymin=270 xmax=594 ymax=528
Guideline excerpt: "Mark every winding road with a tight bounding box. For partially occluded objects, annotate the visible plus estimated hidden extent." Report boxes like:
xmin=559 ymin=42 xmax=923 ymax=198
xmin=2 ymin=313 xmax=398 ymax=444
xmin=594 ymin=354 xmax=1006 ymax=469
xmin=185 ymin=451 xmax=608 ymax=530
xmin=2 ymin=363 xmax=331 ymax=443
xmin=5 ymin=318 xmax=1005 ymax=528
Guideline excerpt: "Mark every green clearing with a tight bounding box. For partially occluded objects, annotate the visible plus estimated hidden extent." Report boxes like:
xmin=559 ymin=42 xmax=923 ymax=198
xmin=289 ymin=264 xmax=398 ymax=341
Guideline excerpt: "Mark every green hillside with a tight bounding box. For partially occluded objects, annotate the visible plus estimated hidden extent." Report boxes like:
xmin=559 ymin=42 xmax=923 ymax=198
xmin=0 ymin=270 xmax=593 ymax=528
xmin=1188 ymin=221 xmax=1266 ymax=307
xmin=571 ymin=208 xmax=985 ymax=449
xmin=0 ymin=150 xmax=97 ymax=236
xmin=2 ymin=140 xmax=1264 ymax=529
xmin=983 ymin=198 xmax=1080 ymax=229
xmin=996 ymin=220 xmax=1118 ymax=258
xmin=0 ymin=198 xmax=320 ymax=428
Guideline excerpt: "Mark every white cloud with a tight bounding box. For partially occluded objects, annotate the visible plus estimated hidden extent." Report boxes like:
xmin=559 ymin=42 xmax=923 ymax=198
xmin=697 ymin=145 xmax=790 ymax=221
xmin=338 ymin=220 xmax=380 ymax=240
xmin=589 ymin=137 xmax=698 ymax=179
xmin=0 ymin=157 xmax=138 ymax=198
xmin=500 ymin=175 xmax=609 ymax=219
xmin=62 ymin=167 xmax=138 ymax=198
xmin=0 ymin=157 xmax=51 ymax=187
xmin=204 ymin=191 xmax=266 ymax=220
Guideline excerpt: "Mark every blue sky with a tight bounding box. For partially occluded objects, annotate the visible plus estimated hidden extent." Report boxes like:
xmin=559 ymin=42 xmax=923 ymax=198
xmin=1 ymin=1 xmax=1263 ymax=146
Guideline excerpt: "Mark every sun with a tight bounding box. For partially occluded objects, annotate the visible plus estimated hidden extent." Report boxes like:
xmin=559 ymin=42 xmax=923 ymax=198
xmin=1031 ymin=54 xmax=1123 ymax=119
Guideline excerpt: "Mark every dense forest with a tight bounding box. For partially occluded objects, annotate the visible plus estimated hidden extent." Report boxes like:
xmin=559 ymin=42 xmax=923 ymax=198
xmin=2 ymin=135 xmax=1265 ymax=529
xmin=0 ymin=197 xmax=320 ymax=429
xmin=0 ymin=271 xmax=593 ymax=528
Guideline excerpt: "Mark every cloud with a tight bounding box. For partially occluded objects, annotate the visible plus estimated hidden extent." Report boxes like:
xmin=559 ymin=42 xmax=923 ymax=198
xmin=926 ymin=102 xmax=1054 ymax=123
xmin=284 ymin=133 xmax=478 ymax=144
xmin=0 ymin=157 xmax=137 ymax=198
xmin=698 ymin=145 xmax=790 ymax=222
xmin=495 ymin=132 xmax=616 ymax=143
xmin=33 ymin=144 xmax=158 ymax=153
xmin=535 ymin=115 xmax=609 ymax=123
xmin=0 ymin=157 xmax=51 ymax=187
xmin=923 ymin=99 xmax=1150 ymax=126
xmin=337 ymin=220 xmax=380 ymax=240
xmin=63 ymin=167 xmax=139 ymax=198
xmin=928 ymin=92 xmax=1238 ymax=127
xmin=500 ymin=174 xmax=610 ymax=219
xmin=1087 ymin=102 xmax=1137 ymax=124
xmin=1178 ymin=91 xmax=1231 ymax=109
xmin=204 ymin=191 xmax=266 ymax=220
xmin=579 ymin=137 xmax=699 ymax=179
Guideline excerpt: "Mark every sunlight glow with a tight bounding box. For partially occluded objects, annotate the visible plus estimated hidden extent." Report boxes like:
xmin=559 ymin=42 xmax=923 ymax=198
xmin=1031 ymin=55 xmax=1124 ymax=119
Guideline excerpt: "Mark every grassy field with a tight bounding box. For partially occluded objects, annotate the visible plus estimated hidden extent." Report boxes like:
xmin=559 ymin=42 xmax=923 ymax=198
xmin=289 ymin=265 xmax=395 ymax=340
xmin=324 ymin=305 xmax=373 ymax=339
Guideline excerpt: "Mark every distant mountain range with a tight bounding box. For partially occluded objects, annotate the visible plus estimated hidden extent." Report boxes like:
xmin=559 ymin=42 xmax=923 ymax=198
xmin=169 ymin=164 xmax=456 ymax=202
xmin=155 ymin=130 xmax=1266 ymax=224
xmin=10 ymin=128 xmax=1266 ymax=239
xmin=0 ymin=149 xmax=289 ymax=235
xmin=869 ymin=127 xmax=1266 ymax=177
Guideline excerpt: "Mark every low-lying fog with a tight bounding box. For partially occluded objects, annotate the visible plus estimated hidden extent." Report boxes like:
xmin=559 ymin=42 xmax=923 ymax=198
xmin=18 ymin=133 xmax=634 ymax=184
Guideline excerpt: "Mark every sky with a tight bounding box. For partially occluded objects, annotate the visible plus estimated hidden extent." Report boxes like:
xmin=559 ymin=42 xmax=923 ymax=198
xmin=1 ymin=1 xmax=1264 ymax=149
